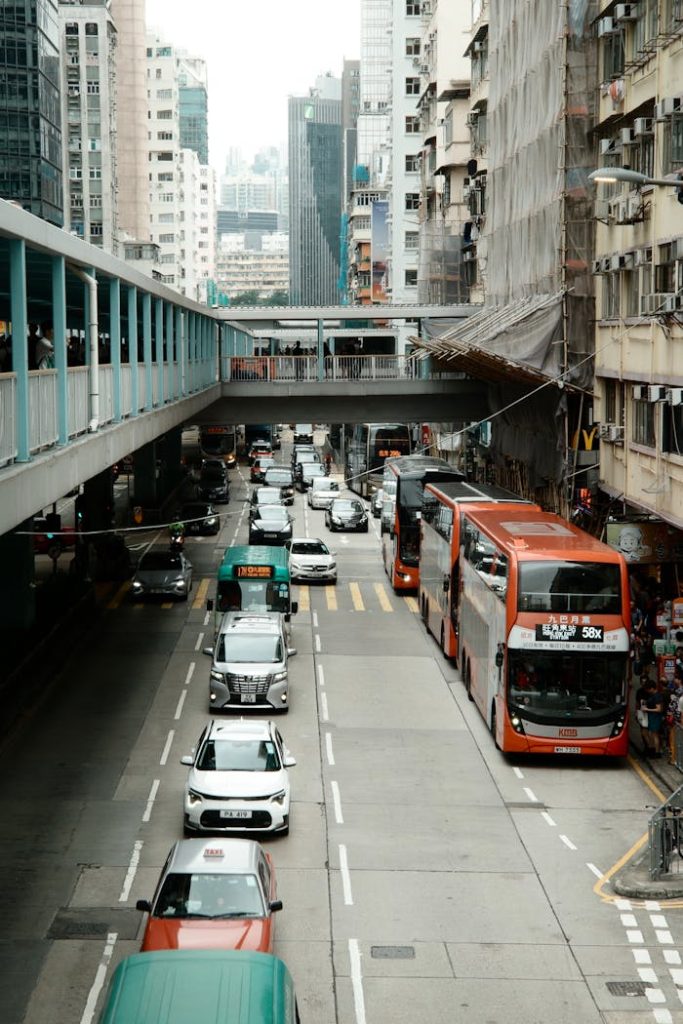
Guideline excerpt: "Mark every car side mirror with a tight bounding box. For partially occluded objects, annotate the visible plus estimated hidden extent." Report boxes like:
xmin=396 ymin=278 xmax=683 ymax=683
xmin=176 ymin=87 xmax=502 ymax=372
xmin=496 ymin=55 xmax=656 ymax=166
xmin=291 ymin=601 xmax=298 ymax=614
xmin=288 ymin=647 xmax=297 ymax=657
xmin=206 ymin=599 xmax=214 ymax=611
xmin=269 ymin=899 xmax=283 ymax=913
xmin=284 ymin=755 xmax=297 ymax=768
xmin=136 ymin=899 xmax=151 ymax=913
xmin=180 ymin=755 xmax=194 ymax=766
xmin=203 ymin=646 xmax=214 ymax=657
xmin=495 ymin=649 xmax=505 ymax=668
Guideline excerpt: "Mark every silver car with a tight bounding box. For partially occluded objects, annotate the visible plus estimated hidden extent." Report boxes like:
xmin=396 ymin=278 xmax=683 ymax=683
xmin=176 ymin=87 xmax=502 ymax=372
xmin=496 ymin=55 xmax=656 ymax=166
xmin=287 ymin=537 xmax=337 ymax=584
xmin=131 ymin=550 xmax=193 ymax=601
xmin=204 ymin=612 xmax=297 ymax=712
xmin=307 ymin=477 xmax=341 ymax=510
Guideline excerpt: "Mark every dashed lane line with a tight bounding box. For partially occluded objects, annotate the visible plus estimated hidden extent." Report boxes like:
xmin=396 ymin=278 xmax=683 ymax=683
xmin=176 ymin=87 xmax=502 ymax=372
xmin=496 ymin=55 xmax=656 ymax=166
xmin=192 ymin=577 xmax=210 ymax=610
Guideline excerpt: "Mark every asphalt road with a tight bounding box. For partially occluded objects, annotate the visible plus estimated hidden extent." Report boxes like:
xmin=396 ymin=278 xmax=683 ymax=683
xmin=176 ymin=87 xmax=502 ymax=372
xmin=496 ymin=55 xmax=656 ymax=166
xmin=1 ymin=430 xmax=681 ymax=1024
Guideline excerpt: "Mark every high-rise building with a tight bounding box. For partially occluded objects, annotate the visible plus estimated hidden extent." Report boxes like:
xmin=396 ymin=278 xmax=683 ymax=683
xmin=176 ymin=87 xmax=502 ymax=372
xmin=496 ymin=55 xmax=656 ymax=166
xmin=109 ymin=0 xmax=149 ymax=243
xmin=0 ymin=0 xmax=63 ymax=224
xmin=178 ymin=54 xmax=209 ymax=165
xmin=214 ymin=232 xmax=289 ymax=302
xmin=341 ymin=59 xmax=360 ymax=203
xmin=59 ymin=0 xmax=118 ymax=252
xmin=288 ymin=75 xmax=343 ymax=305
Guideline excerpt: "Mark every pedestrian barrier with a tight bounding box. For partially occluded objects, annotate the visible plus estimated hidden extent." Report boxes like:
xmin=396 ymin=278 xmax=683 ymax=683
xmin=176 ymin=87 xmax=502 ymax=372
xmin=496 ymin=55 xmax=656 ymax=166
xmin=649 ymin=783 xmax=683 ymax=878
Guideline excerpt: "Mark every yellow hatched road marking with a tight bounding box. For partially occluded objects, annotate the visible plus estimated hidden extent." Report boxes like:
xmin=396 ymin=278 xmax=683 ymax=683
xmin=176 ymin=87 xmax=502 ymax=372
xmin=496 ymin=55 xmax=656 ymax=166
xmin=349 ymin=582 xmax=365 ymax=612
xmin=298 ymin=586 xmax=310 ymax=611
xmin=404 ymin=596 xmax=419 ymax=614
xmin=107 ymin=581 xmax=130 ymax=610
xmin=326 ymin=587 xmax=338 ymax=611
xmin=374 ymin=582 xmax=393 ymax=612
xmin=193 ymin=577 xmax=210 ymax=610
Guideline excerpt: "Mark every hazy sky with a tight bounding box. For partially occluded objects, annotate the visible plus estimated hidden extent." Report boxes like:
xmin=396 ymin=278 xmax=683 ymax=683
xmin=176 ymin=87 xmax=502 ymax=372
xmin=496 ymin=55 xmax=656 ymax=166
xmin=145 ymin=0 xmax=361 ymax=173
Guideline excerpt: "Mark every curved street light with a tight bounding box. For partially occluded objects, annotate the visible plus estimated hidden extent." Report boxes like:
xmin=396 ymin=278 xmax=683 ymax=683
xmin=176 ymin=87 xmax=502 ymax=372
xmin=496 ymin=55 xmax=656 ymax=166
xmin=589 ymin=167 xmax=683 ymax=201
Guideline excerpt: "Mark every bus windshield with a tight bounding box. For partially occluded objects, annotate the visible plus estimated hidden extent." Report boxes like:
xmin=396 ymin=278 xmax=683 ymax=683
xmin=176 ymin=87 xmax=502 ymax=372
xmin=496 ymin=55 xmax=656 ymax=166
xmin=508 ymin=650 xmax=627 ymax=716
xmin=517 ymin=561 xmax=622 ymax=614
xmin=217 ymin=580 xmax=290 ymax=614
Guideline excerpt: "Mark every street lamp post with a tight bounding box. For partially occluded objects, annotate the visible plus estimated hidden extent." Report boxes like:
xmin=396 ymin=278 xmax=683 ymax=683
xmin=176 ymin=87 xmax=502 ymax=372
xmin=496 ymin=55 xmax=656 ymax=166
xmin=589 ymin=167 xmax=683 ymax=202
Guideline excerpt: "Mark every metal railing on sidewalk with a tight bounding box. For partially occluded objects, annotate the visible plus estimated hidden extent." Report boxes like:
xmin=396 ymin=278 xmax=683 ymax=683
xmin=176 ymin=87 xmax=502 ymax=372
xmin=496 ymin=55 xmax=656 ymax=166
xmin=649 ymin=782 xmax=683 ymax=878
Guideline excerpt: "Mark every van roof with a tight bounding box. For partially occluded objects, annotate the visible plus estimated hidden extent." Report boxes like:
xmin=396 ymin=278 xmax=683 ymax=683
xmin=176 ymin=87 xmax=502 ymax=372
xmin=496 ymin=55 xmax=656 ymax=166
xmin=217 ymin=612 xmax=282 ymax=635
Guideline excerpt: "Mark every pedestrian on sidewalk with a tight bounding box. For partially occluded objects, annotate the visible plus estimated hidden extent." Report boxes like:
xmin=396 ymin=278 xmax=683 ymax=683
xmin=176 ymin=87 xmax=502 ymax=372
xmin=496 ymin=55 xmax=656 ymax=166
xmin=645 ymin=679 xmax=665 ymax=757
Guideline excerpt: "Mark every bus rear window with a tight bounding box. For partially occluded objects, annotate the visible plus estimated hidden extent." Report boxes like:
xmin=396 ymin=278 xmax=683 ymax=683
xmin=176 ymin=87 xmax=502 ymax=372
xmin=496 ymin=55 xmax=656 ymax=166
xmin=518 ymin=561 xmax=621 ymax=614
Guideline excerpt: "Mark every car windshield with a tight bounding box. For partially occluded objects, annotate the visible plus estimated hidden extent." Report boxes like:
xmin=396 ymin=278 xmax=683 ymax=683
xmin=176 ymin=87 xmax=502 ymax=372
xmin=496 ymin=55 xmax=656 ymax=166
xmin=201 ymin=468 xmax=226 ymax=482
xmin=217 ymin=633 xmax=283 ymax=662
xmin=296 ymin=424 xmax=313 ymax=432
xmin=181 ymin=506 xmax=210 ymax=518
xmin=217 ymin=580 xmax=290 ymax=614
xmin=256 ymin=507 xmax=289 ymax=523
xmin=296 ymin=453 xmax=319 ymax=463
xmin=291 ymin=541 xmax=329 ymax=556
xmin=313 ymin=479 xmax=338 ymax=492
xmin=517 ymin=561 xmax=622 ymax=614
xmin=508 ymin=650 xmax=628 ymax=716
xmin=265 ymin=471 xmax=293 ymax=485
xmin=153 ymin=872 xmax=266 ymax=919
xmin=333 ymin=501 xmax=362 ymax=513
xmin=140 ymin=553 xmax=181 ymax=570
xmin=305 ymin=465 xmax=325 ymax=477
xmin=196 ymin=738 xmax=281 ymax=772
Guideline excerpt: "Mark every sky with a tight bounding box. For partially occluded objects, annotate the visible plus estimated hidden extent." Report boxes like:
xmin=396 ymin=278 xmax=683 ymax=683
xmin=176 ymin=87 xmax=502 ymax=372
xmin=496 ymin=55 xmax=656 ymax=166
xmin=145 ymin=0 xmax=362 ymax=174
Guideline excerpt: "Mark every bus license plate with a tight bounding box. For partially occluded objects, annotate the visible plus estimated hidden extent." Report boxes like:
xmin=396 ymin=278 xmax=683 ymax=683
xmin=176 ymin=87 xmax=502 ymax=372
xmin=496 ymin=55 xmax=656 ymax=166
xmin=241 ymin=693 xmax=257 ymax=703
xmin=554 ymin=746 xmax=581 ymax=754
xmin=220 ymin=809 xmax=252 ymax=819
xmin=264 ymin=533 xmax=277 ymax=540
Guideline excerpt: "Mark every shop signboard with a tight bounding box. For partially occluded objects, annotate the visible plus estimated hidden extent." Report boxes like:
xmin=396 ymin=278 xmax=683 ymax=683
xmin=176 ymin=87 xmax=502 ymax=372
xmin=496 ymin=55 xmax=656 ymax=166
xmin=605 ymin=522 xmax=683 ymax=564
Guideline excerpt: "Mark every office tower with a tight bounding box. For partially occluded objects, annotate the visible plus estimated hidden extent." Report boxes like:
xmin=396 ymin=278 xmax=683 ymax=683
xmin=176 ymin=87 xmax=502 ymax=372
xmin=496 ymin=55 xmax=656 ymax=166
xmin=178 ymin=54 xmax=209 ymax=165
xmin=0 ymin=0 xmax=63 ymax=224
xmin=59 ymin=0 xmax=118 ymax=252
xmin=288 ymin=75 xmax=343 ymax=305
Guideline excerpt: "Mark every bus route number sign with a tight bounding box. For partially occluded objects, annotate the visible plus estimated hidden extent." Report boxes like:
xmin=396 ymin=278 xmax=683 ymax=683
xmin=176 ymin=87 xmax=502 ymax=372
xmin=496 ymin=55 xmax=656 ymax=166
xmin=535 ymin=623 xmax=604 ymax=643
xmin=236 ymin=565 xmax=274 ymax=579
xmin=378 ymin=449 xmax=402 ymax=458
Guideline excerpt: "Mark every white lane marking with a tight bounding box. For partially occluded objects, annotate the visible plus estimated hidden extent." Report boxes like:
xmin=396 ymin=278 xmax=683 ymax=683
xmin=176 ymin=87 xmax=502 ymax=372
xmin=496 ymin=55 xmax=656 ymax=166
xmin=159 ymin=730 xmax=175 ymax=766
xmin=184 ymin=662 xmax=196 ymax=686
xmin=523 ymin=787 xmax=538 ymax=803
xmin=559 ymin=834 xmax=577 ymax=851
xmin=174 ymin=689 xmax=187 ymax=720
xmin=646 ymin=900 xmax=662 ymax=911
xmin=119 ymin=840 xmax=143 ymax=902
xmin=513 ymin=767 xmax=524 ymax=779
xmin=621 ymin=914 xmax=638 ymax=928
xmin=331 ymin=780 xmax=344 ymax=824
xmin=203 ymin=611 xmax=210 ymax=626
xmin=633 ymin=949 xmax=652 ymax=964
xmin=669 ymin=967 xmax=683 ymax=985
xmin=348 ymin=939 xmax=367 ymax=1024
xmin=541 ymin=811 xmax=556 ymax=827
xmin=79 ymin=932 xmax=118 ymax=1024
xmin=653 ymin=1010 xmax=673 ymax=1024
xmin=656 ymin=930 xmax=674 ymax=944
xmin=315 ymin=634 xmax=321 ymax=653
xmin=646 ymin=989 xmax=666 ymax=1004
xmin=317 ymin=664 xmax=325 ymax=687
xmin=325 ymin=732 xmax=335 ymax=766
xmin=194 ymin=632 xmax=204 ymax=651
xmin=142 ymin=779 xmax=160 ymax=822
xmin=339 ymin=844 xmax=353 ymax=905
xmin=615 ymin=899 xmax=632 ymax=910
xmin=313 ymin=611 xmax=319 ymax=628
xmin=651 ymin=914 xmax=668 ymax=928
xmin=320 ymin=691 xmax=329 ymax=722
xmin=664 ymin=950 xmax=682 ymax=965
xmin=586 ymin=863 xmax=604 ymax=879
xmin=627 ymin=930 xmax=644 ymax=943
xmin=638 ymin=967 xmax=658 ymax=983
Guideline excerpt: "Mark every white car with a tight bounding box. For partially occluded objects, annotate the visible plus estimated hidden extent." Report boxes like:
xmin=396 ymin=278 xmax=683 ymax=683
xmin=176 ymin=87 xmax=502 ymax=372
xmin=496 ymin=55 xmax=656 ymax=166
xmin=287 ymin=537 xmax=337 ymax=584
xmin=182 ymin=719 xmax=296 ymax=836
xmin=307 ymin=477 xmax=341 ymax=509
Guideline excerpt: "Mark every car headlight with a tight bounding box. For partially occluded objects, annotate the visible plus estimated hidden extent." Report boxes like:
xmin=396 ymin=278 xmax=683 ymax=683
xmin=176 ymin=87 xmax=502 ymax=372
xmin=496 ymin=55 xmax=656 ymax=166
xmin=173 ymin=576 xmax=186 ymax=586
xmin=188 ymin=789 xmax=203 ymax=805
xmin=205 ymin=517 xmax=217 ymax=526
xmin=331 ymin=516 xmax=342 ymax=525
xmin=271 ymin=789 xmax=287 ymax=804
xmin=132 ymin=580 xmax=143 ymax=591
xmin=210 ymin=670 xmax=224 ymax=682
xmin=328 ymin=562 xmax=337 ymax=570
xmin=273 ymin=671 xmax=287 ymax=683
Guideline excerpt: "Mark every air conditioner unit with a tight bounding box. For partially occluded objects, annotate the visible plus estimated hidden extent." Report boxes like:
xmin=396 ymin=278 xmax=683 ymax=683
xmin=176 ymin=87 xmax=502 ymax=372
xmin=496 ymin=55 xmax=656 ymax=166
xmin=634 ymin=247 xmax=652 ymax=266
xmin=642 ymin=293 xmax=675 ymax=314
xmin=620 ymin=127 xmax=636 ymax=145
xmin=611 ymin=198 xmax=627 ymax=223
xmin=649 ymin=386 xmax=667 ymax=402
xmin=466 ymin=111 xmax=479 ymax=126
xmin=463 ymin=186 xmax=472 ymax=201
xmin=655 ymin=96 xmax=682 ymax=120
xmin=663 ymin=294 xmax=683 ymax=313
xmin=598 ymin=16 xmax=617 ymax=36
xmin=611 ymin=252 xmax=634 ymax=270
xmin=463 ymin=250 xmax=476 ymax=262
xmin=591 ymin=258 xmax=604 ymax=274
xmin=668 ymin=388 xmax=683 ymax=407
xmin=598 ymin=423 xmax=612 ymax=439
xmin=600 ymin=137 xmax=620 ymax=155
xmin=633 ymin=117 xmax=654 ymax=137
xmin=472 ymin=40 xmax=484 ymax=53
xmin=633 ymin=385 xmax=647 ymax=399
xmin=615 ymin=3 xmax=638 ymax=21
xmin=595 ymin=197 xmax=611 ymax=221
xmin=608 ymin=424 xmax=624 ymax=442
xmin=600 ymin=256 xmax=612 ymax=272
xmin=626 ymin=195 xmax=643 ymax=220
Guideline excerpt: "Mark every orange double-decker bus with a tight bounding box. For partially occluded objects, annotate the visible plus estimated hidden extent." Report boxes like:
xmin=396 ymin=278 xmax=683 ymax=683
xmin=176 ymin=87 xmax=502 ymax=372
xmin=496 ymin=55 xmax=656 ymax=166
xmin=381 ymin=457 xmax=464 ymax=591
xmin=456 ymin=507 xmax=630 ymax=756
xmin=419 ymin=481 xmax=537 ymax=657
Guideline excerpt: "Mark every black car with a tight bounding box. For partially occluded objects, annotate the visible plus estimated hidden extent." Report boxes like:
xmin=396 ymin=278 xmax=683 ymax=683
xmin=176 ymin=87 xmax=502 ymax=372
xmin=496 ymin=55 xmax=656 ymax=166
xmin=249 ymin=486 xmax=286 ymax=522
xmin=290 ymin=445 xmax=317 ymax=469
xmin=177 ymin=502 xmax=220 ymax=536
xmin=325 ymin=498 xmax=369 ymax=533
xmin=196 ymin=465 xmax=230 ymax=503
xmin=249 ymin=505 xmax=293 ymax=546
xmin=263 ymin=467 xmax=295 ymax=505
xmin=297 ymin=462 xmax=326 ymax=492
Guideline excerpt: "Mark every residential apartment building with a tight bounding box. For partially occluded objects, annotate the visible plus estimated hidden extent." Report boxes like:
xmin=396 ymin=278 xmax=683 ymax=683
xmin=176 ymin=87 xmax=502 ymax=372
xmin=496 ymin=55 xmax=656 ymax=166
xmin=461 ymin=0 xmax=490 ymax=304
xmin=214 ymin=232 xmax=289 ymax=302
xmin=110 ymin=0 xmax=149 ymax=243
xmin=288 ymin=75 xmax=343 ymax=305
xmin=59 ymin=0 xmax=118 ymax=252
xmin=0 ymin=0 xmax=63 ymax=224
xmin=593 ymin=1 xmax=683 ymax=539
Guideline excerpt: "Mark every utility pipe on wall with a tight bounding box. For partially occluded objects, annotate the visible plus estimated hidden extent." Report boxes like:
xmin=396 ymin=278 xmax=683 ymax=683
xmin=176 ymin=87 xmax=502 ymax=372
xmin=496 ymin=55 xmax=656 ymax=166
xmin=69 ymin=265 xmax=99 ymax=432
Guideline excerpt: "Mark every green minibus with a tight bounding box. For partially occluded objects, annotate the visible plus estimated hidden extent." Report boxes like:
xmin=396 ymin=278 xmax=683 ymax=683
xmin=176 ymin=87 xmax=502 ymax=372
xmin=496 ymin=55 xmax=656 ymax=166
xmin=207 ymin=545 xmax=297 ymax=634
xmin=98 ymin=949 xmax=300 ymax=1024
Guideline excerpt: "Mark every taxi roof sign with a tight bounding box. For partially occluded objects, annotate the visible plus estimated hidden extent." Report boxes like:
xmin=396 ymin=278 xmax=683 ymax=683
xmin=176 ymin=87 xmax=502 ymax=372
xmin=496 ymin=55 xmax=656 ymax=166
xmin=203 ymin=847 xmax=225 ymax=858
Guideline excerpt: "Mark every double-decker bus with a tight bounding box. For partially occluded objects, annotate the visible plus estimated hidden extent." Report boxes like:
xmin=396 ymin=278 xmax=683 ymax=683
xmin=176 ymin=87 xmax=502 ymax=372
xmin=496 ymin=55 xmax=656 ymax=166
xmin=457 ymin=506 xmax=630 ymax=756
xmin=420 ymin=481 xmax=537 ymax=658
xmin=345 ymin=423 xmax=411 ymax=498
xmin=207 ymin=546 xmax=297 ymax=635
xmin=381 ymin=456 xmax=464 ymax=591
xmin=199 ymin=425 xmax=237 ymax=468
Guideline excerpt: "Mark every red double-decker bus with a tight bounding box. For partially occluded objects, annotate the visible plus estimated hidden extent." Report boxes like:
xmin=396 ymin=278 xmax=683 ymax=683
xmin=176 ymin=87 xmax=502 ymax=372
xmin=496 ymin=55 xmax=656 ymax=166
xmin=456 ymin=506 xmax=630 ymax=756
xmin=381 ymin=457 xmax=464 ymax=591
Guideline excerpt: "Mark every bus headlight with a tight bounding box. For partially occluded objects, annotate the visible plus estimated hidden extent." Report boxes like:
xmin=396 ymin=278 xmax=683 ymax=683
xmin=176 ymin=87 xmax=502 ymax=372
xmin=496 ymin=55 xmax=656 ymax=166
xmin=510 ymin=713 xmax=526 ymax=735
xmin=611 ymin=717 xmax=625 ymax=737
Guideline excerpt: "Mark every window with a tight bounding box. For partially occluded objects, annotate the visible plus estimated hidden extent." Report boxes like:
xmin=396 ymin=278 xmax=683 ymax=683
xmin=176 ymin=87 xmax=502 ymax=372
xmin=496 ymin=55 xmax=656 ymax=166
xmin=155 ymin=69 xmax=162 ymax=79
xmin=158 ymin=172 xmax=173 ymax=182
xmin=157 ymin=152 xmax=173 ymax=161
xmin=405 ymin=269 xmax=418 ymax=286
xmin=405 ymin=77 xmax=420 ymax=96
xmin=622 ymin=269 xmax=640 ymax=318
xmin=662 ymin=403 xmax=683 ymax=455
xmin=157 ymin=109 xmax=173 ymax=120
xmin=406 ymin=1 xmax=420 ymax=13
xmin=602 ymin=31 xmax=625 ymax=80
xmin=406 ymin=38 xmax=421 ymax=56
xmin=157 ymin=131 xmax=173 ymax=140
xmin=159 ymin=233 xmax=175 ymax=243
xmin=156 ymin=88 xmax=172 ymax=99
xmin=601 ymin=273 xmax=619 ymax=319
xmin=66 ymin=23 xmax=79 ymax=36
xmin=605 ymin=379 xmax=617 ymax=423
xmin=89 ymin=167 xmax=101 ymax=179
xmin=158 ymin=213 xmax=174 ymax=223
xmin=159 ymin=192 xmax=174 ymax=203
xmin=405 ymin=116 xmax=420 ymax=134
xmin=85 ymin=23 xmax=98 ymax=36
xmin=632 ymin=398 xmax=656 ymax=447
xmin=405 ymin=192 xmax=420 ymax=211
xmin=86 ymin=82 xmax=100 ymax=94
xmin=662 ymin=114 xmax=683 ymax=172
xmin=405 ymin=231 xmax=419 ymax=250
xmin=656 ymin=242 xmax=676 ymax=293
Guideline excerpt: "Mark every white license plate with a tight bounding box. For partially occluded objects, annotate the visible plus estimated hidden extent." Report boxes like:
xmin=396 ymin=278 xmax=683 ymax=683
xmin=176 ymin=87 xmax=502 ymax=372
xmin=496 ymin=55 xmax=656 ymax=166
xmin=554 ymin=746 xmax=581 ymax=754
xmin=264 ymin=533 xmax=277 ymax=540
xmin=240 ymin=693 xmax=257 ymax=703
xmin=219 ymin=809 xmax=252 ymax=819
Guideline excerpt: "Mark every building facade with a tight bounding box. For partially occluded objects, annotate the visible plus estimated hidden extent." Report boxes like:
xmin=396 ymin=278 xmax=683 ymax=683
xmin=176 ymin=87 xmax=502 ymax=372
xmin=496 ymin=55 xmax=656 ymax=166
xmin=178 ymin=54 xmax=208 ymax=164
xmin=59 ymin=0 xmax=118 ymax=252
xmin=0 ymin=0 xmax=63 ymax=224
xmin=288 ymin=76 xmax=343 ymax=305
xmin=214 ymin=232 xmax=289 ymax=301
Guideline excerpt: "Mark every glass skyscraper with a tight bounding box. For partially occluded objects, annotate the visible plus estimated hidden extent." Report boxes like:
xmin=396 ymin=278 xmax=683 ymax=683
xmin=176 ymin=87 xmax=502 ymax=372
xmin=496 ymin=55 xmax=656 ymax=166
xmin=0 ymin=0 xmax=64 ymax=224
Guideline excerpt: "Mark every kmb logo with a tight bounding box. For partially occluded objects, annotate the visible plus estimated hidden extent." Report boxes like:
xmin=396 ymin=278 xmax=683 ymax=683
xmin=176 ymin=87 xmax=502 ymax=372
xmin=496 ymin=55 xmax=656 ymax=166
xmin=558 ymin=728 xmax=578 ymax=738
